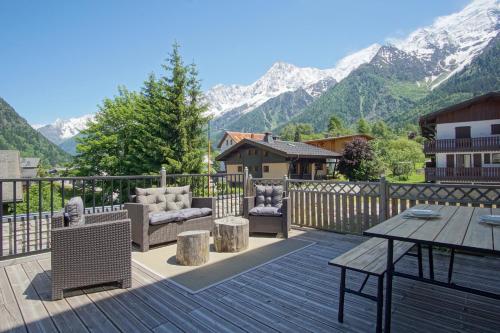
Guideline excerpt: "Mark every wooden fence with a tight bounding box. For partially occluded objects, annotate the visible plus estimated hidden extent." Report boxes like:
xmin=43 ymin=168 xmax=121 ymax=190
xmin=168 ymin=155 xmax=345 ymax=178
xmin=252 ymin=178 xmax=500 ymax=235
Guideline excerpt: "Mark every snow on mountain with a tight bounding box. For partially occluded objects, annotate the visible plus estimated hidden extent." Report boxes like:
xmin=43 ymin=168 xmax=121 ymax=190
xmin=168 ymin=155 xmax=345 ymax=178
xmin=391 ymin=0 xmax=499 ymax=87
xmin=36 ymin=114 xmax=95 ymax=145
xmin=205 ymin=44 xmax=381 ymax=117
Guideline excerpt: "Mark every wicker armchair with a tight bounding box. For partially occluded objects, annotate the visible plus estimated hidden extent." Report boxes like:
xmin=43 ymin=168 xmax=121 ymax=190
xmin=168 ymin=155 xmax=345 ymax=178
xmin=243 ymin=196 xmax=291 ymax=238
xmin=51 ymin=210 xmax=131 ymax=300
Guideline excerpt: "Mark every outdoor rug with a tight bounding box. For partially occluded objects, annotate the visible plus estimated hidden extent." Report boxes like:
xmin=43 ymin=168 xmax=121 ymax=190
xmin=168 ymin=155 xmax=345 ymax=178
xmin=132 ymin=230 xmax=314 ymax=293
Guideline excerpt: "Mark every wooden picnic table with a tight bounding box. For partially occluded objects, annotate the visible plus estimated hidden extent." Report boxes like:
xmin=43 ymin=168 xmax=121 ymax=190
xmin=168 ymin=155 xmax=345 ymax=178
xmin=364 ymin=204 xmax=500 ymax=333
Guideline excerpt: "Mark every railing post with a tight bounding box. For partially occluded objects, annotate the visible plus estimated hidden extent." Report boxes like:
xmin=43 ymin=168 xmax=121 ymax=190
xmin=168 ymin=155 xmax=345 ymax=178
xmin=379 ymin=176 xmax=389 ymax=222
xmin=283 ymin=175 xmax=288 ymax=195
xmin=243 ymin=167 xmax=249 ymax=196
xmin=160 ymin=167 xmax=166 ymax=188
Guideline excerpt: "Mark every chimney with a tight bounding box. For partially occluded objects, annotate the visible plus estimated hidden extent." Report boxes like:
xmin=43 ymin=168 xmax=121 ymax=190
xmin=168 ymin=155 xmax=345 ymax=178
xmin=264 ymin=132 xmax=273 ymax=143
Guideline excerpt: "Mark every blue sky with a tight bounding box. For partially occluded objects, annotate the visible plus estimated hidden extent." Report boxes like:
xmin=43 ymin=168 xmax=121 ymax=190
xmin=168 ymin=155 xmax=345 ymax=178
xmin=0 ymin=0 xmax=469 ymax=125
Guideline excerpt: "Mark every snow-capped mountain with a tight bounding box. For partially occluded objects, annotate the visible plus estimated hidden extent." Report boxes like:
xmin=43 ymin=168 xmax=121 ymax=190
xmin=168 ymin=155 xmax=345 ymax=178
xmin=36 ymin=114 xmax=95 ymax=145
xmin=392 ymin=0 xmax=499 ymax=87
xmin=205 ymin=44 xmax=381 ymax=117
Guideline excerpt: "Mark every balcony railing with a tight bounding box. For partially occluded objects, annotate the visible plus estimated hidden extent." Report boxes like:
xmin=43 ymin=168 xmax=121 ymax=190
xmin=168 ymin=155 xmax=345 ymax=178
xmin=424 ymin=136 xmax=500 ymax=153
xmin=425 ymin=167 xmax=500 ymax=182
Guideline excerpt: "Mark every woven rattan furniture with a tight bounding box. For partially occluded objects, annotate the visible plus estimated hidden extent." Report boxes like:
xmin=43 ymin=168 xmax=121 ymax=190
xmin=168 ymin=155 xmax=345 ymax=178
xmin=125 ymin=193 xmax=215 ymax=252
xmin=243 ymin=185 xmax=290 ymax=238
xmin=51 ymin=210 xmax=131 ymax=300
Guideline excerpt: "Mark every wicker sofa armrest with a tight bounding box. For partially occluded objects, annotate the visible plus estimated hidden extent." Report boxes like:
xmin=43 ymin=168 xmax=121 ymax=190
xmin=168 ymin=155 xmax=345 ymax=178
xmin=243 ymin=196 xmax=255 ymax=219
xmin=192 ymin=197 xmax=215 ymax=211
xmin=51 ymin=213 xmax=65 ymax=229
xmin=84 ymin=210 xmax=128 ymax=225
xmin=124 ymin=203 xmax=150 ymax=251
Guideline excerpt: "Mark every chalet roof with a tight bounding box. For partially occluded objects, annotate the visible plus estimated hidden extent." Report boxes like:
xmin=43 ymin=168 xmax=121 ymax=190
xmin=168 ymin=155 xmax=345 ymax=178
xmin=216 ymin=138 xmax=340 ymax=161
xmin=419 ymin=91 xmax=500 ymax=125
xmin=20 ymin=157 xmax=41 ymax=168
xmin=304 ymin=134 xmax=374 ymax=143
xmin=216 ymin=131 xmax=266 ymax=148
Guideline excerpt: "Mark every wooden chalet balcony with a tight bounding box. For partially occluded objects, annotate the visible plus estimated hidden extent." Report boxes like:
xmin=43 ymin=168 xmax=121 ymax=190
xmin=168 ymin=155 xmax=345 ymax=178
xmin=424 ymin=136 xmax=500 ymax=153
xmin=425 ymin=167 xmax=500 ymax=182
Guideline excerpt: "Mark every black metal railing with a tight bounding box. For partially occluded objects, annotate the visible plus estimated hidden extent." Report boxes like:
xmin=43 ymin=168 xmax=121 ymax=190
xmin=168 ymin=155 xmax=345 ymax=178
xmin=0 ymin=172 xmax=244 ymax=259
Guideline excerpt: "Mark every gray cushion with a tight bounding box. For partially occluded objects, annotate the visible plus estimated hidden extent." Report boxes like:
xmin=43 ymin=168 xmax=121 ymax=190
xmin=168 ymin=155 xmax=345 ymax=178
xmin=64 ymin=197 xmax=85 ymax=226
xmin=135 ymin=187 xmax=167 ymax=213
xmin=165 ymin=185 xmax=191 ymax=211
xmin=255 ymin=185 xmax=283 ymax=208
xmin=148 ymin=207 xmax=212 ymax=225
xmin=179 ymin=207 xmax=212 ymax=220
xmin=249 ymin=206 xmax=282 ymax=217
xmin=149 ymin=211 xmax=184 ymax=225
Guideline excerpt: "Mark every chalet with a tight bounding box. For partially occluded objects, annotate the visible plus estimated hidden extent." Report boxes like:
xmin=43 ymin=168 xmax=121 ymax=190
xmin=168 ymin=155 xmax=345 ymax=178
xmin=216 ymin=132 xmax=340 ymax=179
xmin=419 ymin=92 xmax=500 ymax=183
xmin=217 ymin=131 xmax=266 ymax=152
xmin=304 ymin=134 xmax=374 ymax=154
xmin=0 ymin=150 xmax=23 ymax=203
xmin=20 ymin=157 xmax=41 ymax=178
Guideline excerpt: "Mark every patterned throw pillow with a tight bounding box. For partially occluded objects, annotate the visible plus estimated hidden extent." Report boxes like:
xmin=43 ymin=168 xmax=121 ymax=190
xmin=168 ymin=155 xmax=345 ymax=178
xmin=64 ymin=196 xmax=85 ymax=226
xmin=165 ymin=185 xmax=191 ymax=211
xmin=255 ymin=185 xmax=283 ymax=208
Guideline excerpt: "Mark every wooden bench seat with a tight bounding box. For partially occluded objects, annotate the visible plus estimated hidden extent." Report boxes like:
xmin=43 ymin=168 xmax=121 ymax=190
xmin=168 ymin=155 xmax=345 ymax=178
xmin=329 ymin=238 xmax=418 ymax=333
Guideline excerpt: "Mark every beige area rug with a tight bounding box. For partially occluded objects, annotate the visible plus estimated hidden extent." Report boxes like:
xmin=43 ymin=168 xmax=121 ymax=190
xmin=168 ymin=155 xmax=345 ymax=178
xmin=132 ymin=229 xmax=315 ymax=293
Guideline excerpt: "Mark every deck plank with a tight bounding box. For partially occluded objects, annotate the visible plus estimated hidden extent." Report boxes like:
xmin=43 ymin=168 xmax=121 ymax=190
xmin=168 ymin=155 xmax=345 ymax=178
xmin=0 ymin=267 xmax=27 ymax=333
xmin=4 ymin=264 xmax=57 ymax=333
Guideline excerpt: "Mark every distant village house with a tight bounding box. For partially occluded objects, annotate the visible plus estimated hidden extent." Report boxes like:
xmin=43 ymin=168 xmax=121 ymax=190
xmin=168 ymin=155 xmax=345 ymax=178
xmin=420 ymin=92 xmax=500 ymax=183
xmin=216 ymin=132 xmax=340 ymax=179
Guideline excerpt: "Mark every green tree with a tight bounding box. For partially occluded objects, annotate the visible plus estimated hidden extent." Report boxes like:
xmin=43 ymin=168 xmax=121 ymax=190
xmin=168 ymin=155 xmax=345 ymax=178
xmin=374 ymin=138 xmax=425 ymax=180
xmin=279 ymin=123 xmax=314 ymax=141
xmin=357 ymin=118 xmax=371 ymax=135
xmin=371 ymin=120 xmax=391 ymax=139
xmin=74 ymin=43 xmax=208 ymax=176
xmin=327 ymin=116 xmax=344 ymax=136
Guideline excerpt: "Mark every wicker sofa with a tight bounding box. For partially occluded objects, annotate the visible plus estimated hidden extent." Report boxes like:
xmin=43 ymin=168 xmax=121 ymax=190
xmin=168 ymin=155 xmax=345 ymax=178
xmin=125 ymin=186 xmax=215 ymax=252
xmin=243 ymin=185 xmax=291 ymax=238
xmin=51 ymin=208 xmax=131 ymax=300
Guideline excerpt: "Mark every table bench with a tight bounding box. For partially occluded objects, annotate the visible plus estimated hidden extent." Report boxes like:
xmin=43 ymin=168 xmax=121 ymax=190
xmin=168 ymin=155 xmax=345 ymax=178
xmin=329 ymin=238 xmax=419 ymax=333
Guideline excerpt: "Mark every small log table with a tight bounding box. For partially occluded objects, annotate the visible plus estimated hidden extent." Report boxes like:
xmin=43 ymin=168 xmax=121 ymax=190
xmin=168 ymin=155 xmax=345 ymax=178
xmin=214 ymin=216 xmax=249 ymax=253
xmin=176 ymin=230 xmax=210 ymax=266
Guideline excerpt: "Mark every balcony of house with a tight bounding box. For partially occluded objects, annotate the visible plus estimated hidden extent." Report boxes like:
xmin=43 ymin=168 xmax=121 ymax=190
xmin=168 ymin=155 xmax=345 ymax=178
xmin=1 ymin=172 xmax=500 ymax=333
xmin=424 ymin=136 xmax=500 ymax=153
xmin=425 ymin=166 xmax=500 ymax=182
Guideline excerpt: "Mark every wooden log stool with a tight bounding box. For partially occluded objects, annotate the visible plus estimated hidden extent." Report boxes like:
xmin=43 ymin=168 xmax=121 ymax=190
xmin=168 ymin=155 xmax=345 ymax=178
xmin=176 ymin=230 xmax=210 ymax=266
xmin=214 ymin=217 xmax=249 ymax=253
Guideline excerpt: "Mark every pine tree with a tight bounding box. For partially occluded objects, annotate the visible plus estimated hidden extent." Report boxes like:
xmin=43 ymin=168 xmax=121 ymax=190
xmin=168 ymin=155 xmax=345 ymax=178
xmin=357 ymin=118 xmax=371 ymax=135
xmin=327 ymin=116 xmax=344 ymax=136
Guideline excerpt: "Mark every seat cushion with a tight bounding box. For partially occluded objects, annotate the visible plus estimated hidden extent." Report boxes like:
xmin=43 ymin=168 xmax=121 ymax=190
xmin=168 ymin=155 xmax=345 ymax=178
xmin=255 ymin=185 xmax=283 ymax=208
xmin=165 ymin=185 xmax=191 ymax=211
xmin=149 ymin=210 xmax=184 ymax=225
xmin=64 ymin=197 xmax=85 ymax=226
xmin=148 ymin=207 xmax=211 ymax=225
xmin=179 ymin=207 xmax=212 ymax=220
xmin=249 ymin=206 xmax=282 ymax=217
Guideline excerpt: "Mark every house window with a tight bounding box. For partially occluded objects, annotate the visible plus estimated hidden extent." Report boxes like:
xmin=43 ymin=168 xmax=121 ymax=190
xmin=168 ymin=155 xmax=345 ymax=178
xmin=263 ymin=165 xmax=270 ymax=173
xmin=455 ymin=126 xmax=471 ymax=139
xmin=484 ymin=153 xmax=491 ymax=164
xmin=264 ymin=151 xmax=269 ymax=157
xmin=248 ymin=149 xmax=252 ymax=155
xmin=492 ymin=153 xmax=500 ymax=164
xmin=237 ymin=166 xmax=243 ymax=172
xmin=492 ymin=124 xmax=500 ymax=135
xmin=254 ymin=165 xmax=259 ymax=172
xmin=456 ymin=154 xmax=471 ymax=168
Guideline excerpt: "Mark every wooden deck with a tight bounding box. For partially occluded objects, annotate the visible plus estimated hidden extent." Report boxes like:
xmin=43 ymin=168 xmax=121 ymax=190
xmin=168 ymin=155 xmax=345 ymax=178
xmin=2 ymin=228 xmax=500 ymax=333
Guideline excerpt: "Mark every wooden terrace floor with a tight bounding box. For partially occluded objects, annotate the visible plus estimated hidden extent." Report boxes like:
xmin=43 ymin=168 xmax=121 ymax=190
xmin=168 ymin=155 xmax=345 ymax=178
xmin=1 ymin=228 xmax=500 ymax=333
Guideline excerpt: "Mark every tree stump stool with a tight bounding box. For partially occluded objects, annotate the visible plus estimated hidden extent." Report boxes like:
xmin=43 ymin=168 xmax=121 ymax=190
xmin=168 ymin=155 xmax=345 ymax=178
xmin=176 ymin=230 xmax=210 ymax=266
xmin=214 ymin=217 xmax=249 ymax=253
